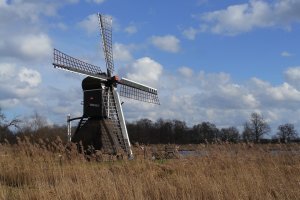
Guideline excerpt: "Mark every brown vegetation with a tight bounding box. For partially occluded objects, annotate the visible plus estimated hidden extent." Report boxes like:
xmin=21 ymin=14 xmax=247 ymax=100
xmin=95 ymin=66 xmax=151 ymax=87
xmin=0 ymin=139 xmax=299 ymax=200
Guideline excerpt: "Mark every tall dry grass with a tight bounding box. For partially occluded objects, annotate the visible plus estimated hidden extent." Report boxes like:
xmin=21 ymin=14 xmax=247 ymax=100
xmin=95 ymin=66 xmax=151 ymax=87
xmin=0 ymin=138 xmax=299 ymax=200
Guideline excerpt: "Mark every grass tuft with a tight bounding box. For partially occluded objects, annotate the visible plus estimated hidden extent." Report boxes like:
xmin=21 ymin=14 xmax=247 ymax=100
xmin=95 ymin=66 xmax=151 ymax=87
xmin=0 ymin=139 xmax=299 ymax=199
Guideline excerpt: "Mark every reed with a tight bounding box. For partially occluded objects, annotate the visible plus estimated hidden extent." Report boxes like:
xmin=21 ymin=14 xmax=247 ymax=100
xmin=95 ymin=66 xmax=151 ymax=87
xmin=0 ymin=138 xmax=299 ymax=200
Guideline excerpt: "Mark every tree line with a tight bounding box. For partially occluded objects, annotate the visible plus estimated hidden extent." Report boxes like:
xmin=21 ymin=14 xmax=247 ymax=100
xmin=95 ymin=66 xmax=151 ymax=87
xmin=0 ymin=108 xmax=299 ymax=145
xmin=0 ymin=110 xmax=67 ymax=144
xmin=127 ymin=112 xmax=299 ymax=144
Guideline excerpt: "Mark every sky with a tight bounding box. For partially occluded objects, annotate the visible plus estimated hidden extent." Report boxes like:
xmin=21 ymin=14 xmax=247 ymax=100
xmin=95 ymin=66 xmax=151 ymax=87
xmin=0 ymin=0 xmax=300 ymax=135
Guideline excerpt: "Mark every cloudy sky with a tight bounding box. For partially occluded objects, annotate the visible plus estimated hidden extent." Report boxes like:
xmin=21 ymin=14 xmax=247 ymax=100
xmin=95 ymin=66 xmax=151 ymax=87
xmin=1 ymin=0 xmax=300 ymax=134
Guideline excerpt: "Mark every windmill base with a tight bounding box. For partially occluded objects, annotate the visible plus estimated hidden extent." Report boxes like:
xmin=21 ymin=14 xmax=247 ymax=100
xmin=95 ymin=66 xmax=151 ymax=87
xmin=71 ymin=118 xmax=124 ymax=155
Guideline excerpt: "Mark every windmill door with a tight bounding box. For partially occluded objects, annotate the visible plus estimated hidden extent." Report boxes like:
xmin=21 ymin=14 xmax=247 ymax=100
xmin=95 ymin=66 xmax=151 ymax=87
xmin=83 ymin=89 xmax=104 ymax=118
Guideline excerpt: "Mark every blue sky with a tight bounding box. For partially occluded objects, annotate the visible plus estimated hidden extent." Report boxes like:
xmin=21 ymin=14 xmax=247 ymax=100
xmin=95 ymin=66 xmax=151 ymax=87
xmin=1 ymin=0 xmax=300 ymax=135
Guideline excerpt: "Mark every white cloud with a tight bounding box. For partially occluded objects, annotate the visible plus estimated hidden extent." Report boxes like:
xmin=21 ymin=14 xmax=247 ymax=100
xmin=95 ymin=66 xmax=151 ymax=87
xmin=268 ymin=83 xmax=300 ymax=101
xmin=0 ymin=0 xmax=77 ymax=25
xmin=125 ymin=25 xmax=137 ymax=34
xmin=250 ymin=77 xmax=300 ymax=109
xmin=0 ymin=0 xmax=56 ymax=61
xmin=1 ymin=0 xmax=300 ymax=134
xmin=78 ymin=14 xmax=99 ymax=34
xmin=121 ymin=66 xmax=300 ymax=133
xmin=0 ymin=63 xmax=15 ymax=77
xmin=123 ymin=69 xmax=254 ymax=126
xmin=281 ymin=51 xmax=293 ymax=57
xmin=0 ymin=0 xmax=86 ymax=122
xmin=178 ymin=66 xmax=193 ymax=78
xmin=150 ymin=35 xmax=180 ymax=53
xmin=197 ymin=0 xmax=208 ymax=6
xmin=113 ymin=43 xmax=133 ymax=62
xmin=79 ymin=14 xmax=119 ymax=34
xmin=18 ymin=68 xmax=42 ymax=87
xmin=0 ymin=98 xmax=19 ymax=109
xmin=18 ymin=34 xmax=52 ymax=59
xmin=86 ymin=0 xmax=106 ymax=4
xmin=285 ymin=67 xmax=300 ymax=81
xmin=284 ymin=66 xmax=300 ymax=89
xmin=190 ymin=0 xmax=300 ymax=36
xmin=0 ymin=0 xmax=7 ymax=7
xmin=0 ymin=64 xmax=42 ymax=110
xmin=44 ymin=85 xmax=82 ymax=117
xmin=182 ymin=27 xmax=198 ymax=40
xmin=56 ymin=22 xmax=68 ymax=31
xmin=242 ymin=94 xmax=259 ymax=108
xmin=0 ymin=33 xmax=52 ymax=61
xmin=123 ymin=57 xmax=163 ymax=87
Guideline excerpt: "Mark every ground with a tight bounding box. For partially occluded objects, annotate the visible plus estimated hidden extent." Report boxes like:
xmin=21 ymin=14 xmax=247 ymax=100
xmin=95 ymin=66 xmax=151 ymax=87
xmin=0 ymin=140 xmax=299 ymax=200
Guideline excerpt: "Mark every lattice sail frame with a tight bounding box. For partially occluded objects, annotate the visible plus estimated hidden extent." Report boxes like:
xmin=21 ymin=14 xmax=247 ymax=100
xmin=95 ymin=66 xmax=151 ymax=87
xmin=53 ymin=49 xmax=107 ymax=81
xmin=118 ymin=78 xmax=160 ymax=105
xmin=53 ymin=48 xmax=160 ymax=104
xmin=119 ymin=85 xmax=160 ymax=105
xmin=98 ymin=13 xmax=114 ymax=77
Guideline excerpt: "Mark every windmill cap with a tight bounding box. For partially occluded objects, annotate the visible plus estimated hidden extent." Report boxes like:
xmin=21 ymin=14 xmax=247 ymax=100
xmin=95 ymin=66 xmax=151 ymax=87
xmin=82 ymin=77 xmax=103 ymax=90
xmin=112 ymin=75 xmax=119 ymax=82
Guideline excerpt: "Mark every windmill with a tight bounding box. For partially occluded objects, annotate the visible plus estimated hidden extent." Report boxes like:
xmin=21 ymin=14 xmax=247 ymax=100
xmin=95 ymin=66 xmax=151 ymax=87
xmin=52 ymin=13 xmax=159 ymax=158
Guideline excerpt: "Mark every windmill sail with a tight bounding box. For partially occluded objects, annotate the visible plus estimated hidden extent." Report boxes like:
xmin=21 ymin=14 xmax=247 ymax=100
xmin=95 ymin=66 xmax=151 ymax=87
xmin=98 ymin=13 xmax=114 ymax=77
xmin=118 ymin=78 xmax=160 ymax=105
xmin=53 ymin=49 xmax=108 ymax=81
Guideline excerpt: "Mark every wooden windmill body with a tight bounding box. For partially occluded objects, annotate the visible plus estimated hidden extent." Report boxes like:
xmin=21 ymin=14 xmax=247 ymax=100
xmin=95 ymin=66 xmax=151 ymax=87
xmin=53 ymin=14 xmax=159 ymax=158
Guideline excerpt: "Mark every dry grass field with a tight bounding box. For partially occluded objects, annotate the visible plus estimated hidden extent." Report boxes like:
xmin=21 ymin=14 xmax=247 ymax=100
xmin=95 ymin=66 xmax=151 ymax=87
xmin=0 ymin=138 xmax=299 ymax=200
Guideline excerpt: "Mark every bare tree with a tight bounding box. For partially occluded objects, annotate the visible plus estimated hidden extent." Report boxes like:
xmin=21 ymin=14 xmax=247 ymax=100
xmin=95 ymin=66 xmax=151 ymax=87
xmin=20 ymin=111 xmax=48 ymax=133
xmin=242 ymin=122 xmax=254 ymax=142
xmin=0 ymin=108 xmax=5 ymax=126
xmin=192 ymin=122 xmax=219 ymax=143
xmin=245 ymin=112 xmax=271 ymax=143
xmin=0 ymin=108 xmax=21 ymax=143
xmin=0 ymin=108 xmax=21 ymax=129
xmin=277 ymin=123 xmax=298 ymax=143
xmin=220 ymin=126 xmax=240 ymax=143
